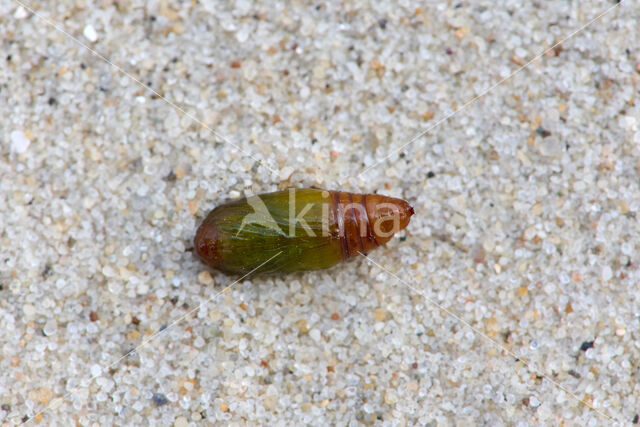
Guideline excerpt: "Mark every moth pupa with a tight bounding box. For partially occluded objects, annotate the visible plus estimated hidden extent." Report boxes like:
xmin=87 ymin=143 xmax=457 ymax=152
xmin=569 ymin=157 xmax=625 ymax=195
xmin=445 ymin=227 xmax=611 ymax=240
xmin=194 ymin=188 xmax=414 ymax=275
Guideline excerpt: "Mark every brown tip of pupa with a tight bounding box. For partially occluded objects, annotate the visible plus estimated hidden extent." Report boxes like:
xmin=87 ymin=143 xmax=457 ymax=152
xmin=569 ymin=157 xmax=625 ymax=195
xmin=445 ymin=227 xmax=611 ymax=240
xmin=194 ymin=218 xmax=221 ymax=267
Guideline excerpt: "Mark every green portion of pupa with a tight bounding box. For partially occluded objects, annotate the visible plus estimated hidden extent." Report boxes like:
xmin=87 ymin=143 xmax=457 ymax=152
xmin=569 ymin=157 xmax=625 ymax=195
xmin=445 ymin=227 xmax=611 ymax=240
xmin=195 ymin=189 xmax=342 ymax=275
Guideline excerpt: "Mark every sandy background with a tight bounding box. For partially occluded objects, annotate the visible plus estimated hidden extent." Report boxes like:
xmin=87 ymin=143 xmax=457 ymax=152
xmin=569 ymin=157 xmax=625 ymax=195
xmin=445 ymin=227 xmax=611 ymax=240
xmin=2 ymin=0 xmax=640 ymax=425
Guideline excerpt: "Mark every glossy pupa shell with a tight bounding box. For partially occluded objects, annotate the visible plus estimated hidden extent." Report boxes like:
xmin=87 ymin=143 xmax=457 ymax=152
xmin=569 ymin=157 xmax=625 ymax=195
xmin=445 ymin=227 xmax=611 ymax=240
xmin=194 ymin=188 xmax=414 ymax=275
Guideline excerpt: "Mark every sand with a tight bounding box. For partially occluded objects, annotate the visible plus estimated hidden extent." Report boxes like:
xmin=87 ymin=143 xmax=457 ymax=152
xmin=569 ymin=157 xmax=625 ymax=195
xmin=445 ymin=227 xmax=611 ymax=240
xmin=2 ymin=0 xmax=639 ymax=424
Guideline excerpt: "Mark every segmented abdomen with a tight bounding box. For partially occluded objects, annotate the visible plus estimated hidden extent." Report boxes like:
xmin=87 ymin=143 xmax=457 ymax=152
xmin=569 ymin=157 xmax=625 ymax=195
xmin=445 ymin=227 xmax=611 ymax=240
xmin=330 ymin=191 xmax=413 ymax=260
